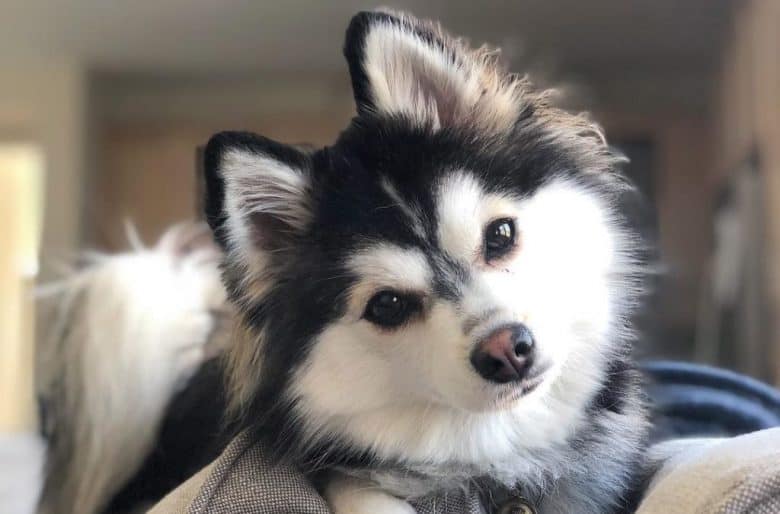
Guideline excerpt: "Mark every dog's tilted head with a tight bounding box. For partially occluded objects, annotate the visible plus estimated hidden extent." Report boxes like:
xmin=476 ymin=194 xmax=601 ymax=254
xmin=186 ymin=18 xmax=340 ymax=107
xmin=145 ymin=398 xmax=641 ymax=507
xmin=204 ymin=10 xmax=643 ymax=474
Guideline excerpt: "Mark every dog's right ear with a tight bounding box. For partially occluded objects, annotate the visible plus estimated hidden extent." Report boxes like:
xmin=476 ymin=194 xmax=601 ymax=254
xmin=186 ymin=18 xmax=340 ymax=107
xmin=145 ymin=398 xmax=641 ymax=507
xmin=343 ymin=10 xmax=522 ymax=134
xmin=203 ymin=131 xmax=312 ymax=259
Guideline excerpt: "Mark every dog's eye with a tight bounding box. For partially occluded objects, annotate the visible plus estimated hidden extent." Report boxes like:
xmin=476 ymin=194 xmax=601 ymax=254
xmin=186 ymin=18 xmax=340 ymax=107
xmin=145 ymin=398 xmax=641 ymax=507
xmin=364 ymin=290 xmax=416 ymax=328
xmin=484 ymin=218 xmax=516 ymax=261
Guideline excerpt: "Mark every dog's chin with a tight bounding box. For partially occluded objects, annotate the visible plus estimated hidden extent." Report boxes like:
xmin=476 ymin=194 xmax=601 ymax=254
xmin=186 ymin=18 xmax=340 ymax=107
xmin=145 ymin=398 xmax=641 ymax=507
xmin=489 ymin=373 xmax=547 ymax=409
xmin=443 ymin=367 xmax=552 ymax=413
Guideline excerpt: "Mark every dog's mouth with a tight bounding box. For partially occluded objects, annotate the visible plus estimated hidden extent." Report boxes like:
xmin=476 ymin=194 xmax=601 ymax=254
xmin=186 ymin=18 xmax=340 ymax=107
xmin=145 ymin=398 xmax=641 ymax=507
xmin=492 ymin=366 xmax=550 ymax=407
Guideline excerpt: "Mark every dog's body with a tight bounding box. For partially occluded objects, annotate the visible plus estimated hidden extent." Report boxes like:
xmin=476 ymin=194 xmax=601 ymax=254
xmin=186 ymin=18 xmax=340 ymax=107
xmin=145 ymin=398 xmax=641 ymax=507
xmin=39 ymin=10 xmax=649 ymax=514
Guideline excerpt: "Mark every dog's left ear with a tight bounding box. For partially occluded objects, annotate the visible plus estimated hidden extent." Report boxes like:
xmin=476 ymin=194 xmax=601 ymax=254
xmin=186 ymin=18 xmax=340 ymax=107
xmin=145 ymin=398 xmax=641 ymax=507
xmin=344 ymin=10 xmax=521 ymax=133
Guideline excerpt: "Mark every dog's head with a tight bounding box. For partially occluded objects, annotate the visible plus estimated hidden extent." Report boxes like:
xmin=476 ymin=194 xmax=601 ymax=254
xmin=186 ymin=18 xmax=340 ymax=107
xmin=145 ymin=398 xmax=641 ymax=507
xmin=205 ymin=11 xmax=641 ymax=464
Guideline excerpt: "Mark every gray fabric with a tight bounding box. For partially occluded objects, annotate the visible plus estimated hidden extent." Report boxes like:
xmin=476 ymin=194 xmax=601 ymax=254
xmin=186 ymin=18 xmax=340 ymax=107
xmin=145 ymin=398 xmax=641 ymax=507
xmin=186 ymin=432 xmax=491 ymax=514
xmin=152 ymin=429 xmax=780 ymax=514
xmin=188 ymin=432 xmax=329 ymax=514
xmin=715 ymin=474 xmax=780 ymax=514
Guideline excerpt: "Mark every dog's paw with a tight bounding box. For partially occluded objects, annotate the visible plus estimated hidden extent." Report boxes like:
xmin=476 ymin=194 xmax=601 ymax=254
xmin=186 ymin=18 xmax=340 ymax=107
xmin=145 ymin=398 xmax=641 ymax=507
xmin=324 ymin=475 xmax=416 ymax=514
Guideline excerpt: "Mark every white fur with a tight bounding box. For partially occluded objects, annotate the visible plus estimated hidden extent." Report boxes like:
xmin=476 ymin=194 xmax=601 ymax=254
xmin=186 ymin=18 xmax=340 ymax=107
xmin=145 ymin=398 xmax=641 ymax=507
xmin=363 ymin=22 xmax=457 ymax=129
xmin=347 ymin=244 xmax=432 ymax=313
xmin=221 ymin=148 xmax=309 ymax=264
xmin=37 ymin=223 xmax=227 ymax=514
xmin=325 ymin=475 xmax=416 ymax=514
xmin=291 ymin=176 xmax=624 ymax=491
xmin=360 ymin=16 xmax=521 ymax=133
xmin=436 ymin=170 xmax=520 ymax=262
xmin=218 ymin=147 xmax=313 ymax=306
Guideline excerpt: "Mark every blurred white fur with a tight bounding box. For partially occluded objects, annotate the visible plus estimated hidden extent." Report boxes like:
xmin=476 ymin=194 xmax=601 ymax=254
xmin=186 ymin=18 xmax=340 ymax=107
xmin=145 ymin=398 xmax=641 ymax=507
xmin=36 ymin=222 xmax=227 ymax=514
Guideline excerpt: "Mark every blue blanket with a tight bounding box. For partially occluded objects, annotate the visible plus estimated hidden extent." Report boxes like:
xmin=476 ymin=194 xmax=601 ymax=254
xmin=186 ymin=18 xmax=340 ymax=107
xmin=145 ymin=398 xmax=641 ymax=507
xmin=643 ymin=360 xmax=780 ymax=441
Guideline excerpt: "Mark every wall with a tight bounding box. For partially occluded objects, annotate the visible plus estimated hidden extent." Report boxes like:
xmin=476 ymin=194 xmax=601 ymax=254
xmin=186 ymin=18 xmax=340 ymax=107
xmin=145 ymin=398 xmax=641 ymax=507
xmin=599 ymin=110 xmax=716 ymax=347
xmin=90 ymin=74 xmax=354 ymax=248
xmin=0 ymin=145 xmax=43 ymax=432
xmin=716 ymin=0 xmax=780 ymax=383
xmin=0 ymin=62 xmax=90 ymax=435
xmin=0 ymin=60 xmax=89 ymax=275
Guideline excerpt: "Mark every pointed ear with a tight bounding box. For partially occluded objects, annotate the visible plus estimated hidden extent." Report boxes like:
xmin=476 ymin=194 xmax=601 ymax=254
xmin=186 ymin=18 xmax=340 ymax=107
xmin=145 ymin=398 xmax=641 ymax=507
xmin=204 ymin=131 xmax=312 ymax=256
xmin=343 ymin=10 xmax=522 ymax=133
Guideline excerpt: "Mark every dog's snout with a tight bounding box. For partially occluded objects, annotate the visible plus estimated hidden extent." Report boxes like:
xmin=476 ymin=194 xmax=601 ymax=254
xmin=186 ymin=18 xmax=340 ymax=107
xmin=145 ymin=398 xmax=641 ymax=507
xmin=470 ymin=323 xmax=535 ymax=383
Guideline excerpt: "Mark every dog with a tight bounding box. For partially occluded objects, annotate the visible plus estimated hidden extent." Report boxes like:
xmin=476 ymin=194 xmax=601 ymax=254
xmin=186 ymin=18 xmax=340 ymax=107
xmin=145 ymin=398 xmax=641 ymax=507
xmin=38 ymin=10 xmax=649 ymax=514
xmin=202 ymin=10 xmax=648 ymax=514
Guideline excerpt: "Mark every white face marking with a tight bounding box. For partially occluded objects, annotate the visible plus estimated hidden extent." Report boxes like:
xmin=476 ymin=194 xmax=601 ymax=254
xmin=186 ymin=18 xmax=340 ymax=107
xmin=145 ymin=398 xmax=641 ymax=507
xmin=435 ymin=171 xmax=520 ymax=263
xmin=345 ymin=244 xmax=431 ymax=317
xmin=292 ymin=173 xmax=626 ymax=469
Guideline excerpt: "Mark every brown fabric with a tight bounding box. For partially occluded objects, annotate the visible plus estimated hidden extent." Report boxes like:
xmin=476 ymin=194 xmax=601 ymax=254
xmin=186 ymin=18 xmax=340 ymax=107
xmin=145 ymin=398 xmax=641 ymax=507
xmin=150 ymin=429 xmax=780 ymax=514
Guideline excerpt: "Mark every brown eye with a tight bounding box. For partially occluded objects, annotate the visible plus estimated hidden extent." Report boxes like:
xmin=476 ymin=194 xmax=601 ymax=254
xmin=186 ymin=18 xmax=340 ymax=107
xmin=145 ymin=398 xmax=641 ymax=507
xmin=364 ymin=290 xmax=417 ymax=328
xmin=484 ymin=218 xmax=516 ymax=261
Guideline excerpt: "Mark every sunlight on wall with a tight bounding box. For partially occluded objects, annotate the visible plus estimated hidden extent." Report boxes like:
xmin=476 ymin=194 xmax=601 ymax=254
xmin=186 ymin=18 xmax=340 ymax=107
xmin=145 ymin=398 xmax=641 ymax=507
xmin=0 ymin=144 xmax=43 ymax=433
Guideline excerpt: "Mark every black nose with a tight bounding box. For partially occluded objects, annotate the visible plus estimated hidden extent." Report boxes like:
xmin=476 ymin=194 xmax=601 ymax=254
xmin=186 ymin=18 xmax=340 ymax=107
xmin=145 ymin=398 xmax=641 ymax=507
xmin=470 ymin=323 xmax=535 ymax=383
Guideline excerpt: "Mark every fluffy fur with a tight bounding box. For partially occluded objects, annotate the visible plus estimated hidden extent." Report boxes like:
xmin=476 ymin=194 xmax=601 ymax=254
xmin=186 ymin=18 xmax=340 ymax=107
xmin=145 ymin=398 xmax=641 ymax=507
xmin=36 ymin=223 xmax=228 ymax=514
xmin=203 ymin=10 xmax=649 ymax=514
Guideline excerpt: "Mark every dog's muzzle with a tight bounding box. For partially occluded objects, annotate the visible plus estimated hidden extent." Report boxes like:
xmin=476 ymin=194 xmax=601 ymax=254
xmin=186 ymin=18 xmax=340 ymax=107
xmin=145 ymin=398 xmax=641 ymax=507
xmin=470 ymin=323 xmax=536 ymax=383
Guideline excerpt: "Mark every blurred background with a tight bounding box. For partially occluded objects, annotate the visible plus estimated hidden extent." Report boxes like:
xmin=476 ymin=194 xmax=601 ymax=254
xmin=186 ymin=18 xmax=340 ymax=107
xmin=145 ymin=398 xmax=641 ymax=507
xmin=2 ymin=0 xmax=780 ymax=444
